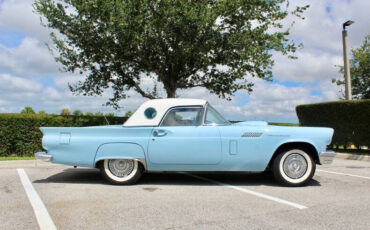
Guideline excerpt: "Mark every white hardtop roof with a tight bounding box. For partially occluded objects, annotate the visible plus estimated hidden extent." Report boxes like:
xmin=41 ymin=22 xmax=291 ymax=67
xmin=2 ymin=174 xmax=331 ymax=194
xmin=123 ymin=98 xmax=207 ymax=127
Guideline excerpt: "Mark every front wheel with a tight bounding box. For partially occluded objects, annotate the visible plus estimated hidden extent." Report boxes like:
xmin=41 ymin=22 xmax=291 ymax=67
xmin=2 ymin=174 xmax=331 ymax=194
xmin=100 ymin=159 xmax=143 ymax=185
xmin=272 ymin=149 xmax=316 ymax=186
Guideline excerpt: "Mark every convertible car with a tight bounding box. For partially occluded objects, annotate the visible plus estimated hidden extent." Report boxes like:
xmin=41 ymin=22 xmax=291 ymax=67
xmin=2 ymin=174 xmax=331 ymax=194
xmin=36 ymin=99 xmax=335 ymax=186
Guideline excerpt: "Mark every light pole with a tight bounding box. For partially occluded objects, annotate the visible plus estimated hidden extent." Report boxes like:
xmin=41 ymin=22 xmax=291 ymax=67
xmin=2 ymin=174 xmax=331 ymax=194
xmin=342 ymin=20 xmax=354 ymax=100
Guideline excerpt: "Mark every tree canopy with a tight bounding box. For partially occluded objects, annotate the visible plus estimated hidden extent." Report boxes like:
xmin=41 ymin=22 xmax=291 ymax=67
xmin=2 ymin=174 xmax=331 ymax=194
xmin=35 ymin=0 xmax=308 ymax=108
xmin=21 ymin=106 xmax=36 ymax=114
xmin=60 ymin=108 xmax=72 ymax=115
xmin=333 ymin=35 xmax=370 ymax=99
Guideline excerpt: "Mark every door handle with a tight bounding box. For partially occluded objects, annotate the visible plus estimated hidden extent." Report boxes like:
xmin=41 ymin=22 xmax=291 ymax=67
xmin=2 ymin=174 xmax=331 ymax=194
xmin=153 ymin=130 xmax=167 ymax=137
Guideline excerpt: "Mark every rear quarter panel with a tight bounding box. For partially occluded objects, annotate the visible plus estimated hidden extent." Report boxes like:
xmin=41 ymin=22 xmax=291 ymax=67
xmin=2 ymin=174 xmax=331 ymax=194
xmin=41 ymin=126 xmax=153 ymax=167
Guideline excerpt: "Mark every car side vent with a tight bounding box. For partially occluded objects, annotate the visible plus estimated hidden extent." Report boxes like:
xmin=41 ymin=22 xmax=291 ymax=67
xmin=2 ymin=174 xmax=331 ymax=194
xmin=241 ymin=132 xmax=263 ymax=138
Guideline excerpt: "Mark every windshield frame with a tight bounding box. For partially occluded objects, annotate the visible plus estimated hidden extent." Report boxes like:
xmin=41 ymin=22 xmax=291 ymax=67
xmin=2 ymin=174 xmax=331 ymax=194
xmin=202 ymin=103 xmax=231 ymax=126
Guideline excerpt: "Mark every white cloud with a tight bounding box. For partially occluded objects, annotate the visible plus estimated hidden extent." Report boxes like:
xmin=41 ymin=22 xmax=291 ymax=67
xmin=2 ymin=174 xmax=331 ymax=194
xmin=0 ymin=73 xmax=148 ymax=115
xmin=273 ymin=51 xmax=343 ymax=82
xmin=0 ymin=0 xmax=50 ymax=41
xmin=0 ymin=37 xmax=61 ymax=77
xmin=0 ymin=73 xmax=42 ymax=92
xmin=179 ymin=78 xmax=336 ymax=122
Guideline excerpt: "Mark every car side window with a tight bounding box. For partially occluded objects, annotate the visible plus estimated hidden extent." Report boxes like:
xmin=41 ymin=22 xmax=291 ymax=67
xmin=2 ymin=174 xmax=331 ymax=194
xmin=205 ymin=104 xmax=230 ymax=125
xmin=161 ymin=107 xmax=203 ymax=126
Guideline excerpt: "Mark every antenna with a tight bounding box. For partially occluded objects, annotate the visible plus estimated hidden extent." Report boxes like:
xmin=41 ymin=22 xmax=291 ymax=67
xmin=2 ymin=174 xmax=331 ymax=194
xmin=103 ymin=114 xmax=110 ymax=125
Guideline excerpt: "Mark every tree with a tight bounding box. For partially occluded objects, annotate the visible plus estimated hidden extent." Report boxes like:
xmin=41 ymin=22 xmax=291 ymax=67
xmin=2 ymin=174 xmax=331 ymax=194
xmin=105 ymin=113 xmax=115 ymax=117
xmin=72 ymin=110 xmax=84 ymax=116
xmin=60 ymin=108 xmax=71 ymax=116
xmin=85 ymin=112 xmax=94 ymax=116
xmin=333 ymin=35 xmax=370 ymax=99
xmin=38 ymin=110 xmax=47 ymax=115
xmin=21 ymin=106 xmax=36 ymax=114
xmin=124 ymin=111 xmax=133 ymax=117
xmin=35 ymin=0 xmax=308 ymax=108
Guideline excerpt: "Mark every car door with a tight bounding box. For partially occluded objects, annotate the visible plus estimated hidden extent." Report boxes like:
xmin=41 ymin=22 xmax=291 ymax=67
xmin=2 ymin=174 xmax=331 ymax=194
xmin=148 ymin=106 xmax=222 ymax=165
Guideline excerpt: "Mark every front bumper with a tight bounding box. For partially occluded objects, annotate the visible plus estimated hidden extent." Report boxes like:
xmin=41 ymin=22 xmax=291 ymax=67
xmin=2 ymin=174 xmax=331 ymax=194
xmin=35 ymin=152 xmax=53 ymax=162
xmin=320 ymin=151 xmax=336 ymax=164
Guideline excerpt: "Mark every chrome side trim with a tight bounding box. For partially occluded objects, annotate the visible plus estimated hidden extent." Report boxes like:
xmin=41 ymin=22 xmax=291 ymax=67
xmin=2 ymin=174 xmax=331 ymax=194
xmin=201 ymin=102 xmax=208 ymax=125
xmin=320 ymin=151 xmax=336 ymax=164
xmin=242 ymin=132 xmax=263 ymax=138
xmin=35 ymin=152 xmax=53 ymax=162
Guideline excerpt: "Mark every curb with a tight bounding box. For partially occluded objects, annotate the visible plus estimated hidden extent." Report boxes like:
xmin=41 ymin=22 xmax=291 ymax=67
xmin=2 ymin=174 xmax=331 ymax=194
xmin=335 ymin=153 xmax=370 ymax=162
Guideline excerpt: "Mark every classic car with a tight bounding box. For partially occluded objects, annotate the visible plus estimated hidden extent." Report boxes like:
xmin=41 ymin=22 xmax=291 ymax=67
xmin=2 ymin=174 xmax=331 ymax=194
xmin=36 ymin=98 xmax=335 ymax=186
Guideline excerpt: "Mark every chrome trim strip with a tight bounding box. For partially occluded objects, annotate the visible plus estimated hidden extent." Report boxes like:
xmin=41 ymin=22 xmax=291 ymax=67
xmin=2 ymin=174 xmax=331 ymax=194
xmin=267 ymin=134 xmax=290 ymax=137
xmin=201 ymin=102 xmax=208 ymax=125
xmin=242 ymin=132 xmax=263 ymax=138
xmin=35 ymin=152 xmax=53 ymax=162
xmin=320 ymin=151 xmax=336 ymax=164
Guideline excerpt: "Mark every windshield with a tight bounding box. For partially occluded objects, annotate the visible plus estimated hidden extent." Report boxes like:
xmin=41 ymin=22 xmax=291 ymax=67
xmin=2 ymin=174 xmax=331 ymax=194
xmin=204 ymin=104 xmax=230 ymax=125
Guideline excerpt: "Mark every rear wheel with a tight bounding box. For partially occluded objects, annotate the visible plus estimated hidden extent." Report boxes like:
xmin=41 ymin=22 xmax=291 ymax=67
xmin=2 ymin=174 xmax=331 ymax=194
xmin=272 ymin=149 xmax=316 ymax=186
xmin=100 ymin=159 xmax=143 ymax=185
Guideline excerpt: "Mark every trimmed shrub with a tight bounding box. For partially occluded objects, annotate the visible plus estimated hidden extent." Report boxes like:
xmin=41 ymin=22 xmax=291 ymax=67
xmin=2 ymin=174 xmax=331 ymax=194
xmin=296 ymin=100 xmax=370 ymax=148
xmin=0 ymin=114 xmax=128 ymax=157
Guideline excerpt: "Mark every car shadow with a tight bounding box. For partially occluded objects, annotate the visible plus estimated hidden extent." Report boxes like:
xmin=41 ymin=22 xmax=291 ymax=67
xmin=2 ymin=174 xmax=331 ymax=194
xmin=33 ymin=168 xmax=104 ymax=184
xmin=33 ymin=168 xmax=321 ymax=187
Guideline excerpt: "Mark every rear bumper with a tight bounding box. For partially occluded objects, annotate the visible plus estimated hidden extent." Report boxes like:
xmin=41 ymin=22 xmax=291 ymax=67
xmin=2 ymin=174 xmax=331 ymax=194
xmin=320 ymin=151 xmax=336 ymax=164
xmin=35 ymin=152 xmax=53 ymax=162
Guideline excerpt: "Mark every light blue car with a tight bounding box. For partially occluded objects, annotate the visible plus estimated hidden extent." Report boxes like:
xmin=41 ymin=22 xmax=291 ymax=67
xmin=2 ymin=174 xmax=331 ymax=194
xmin=36 ymin=99 xmax=335 ymax=186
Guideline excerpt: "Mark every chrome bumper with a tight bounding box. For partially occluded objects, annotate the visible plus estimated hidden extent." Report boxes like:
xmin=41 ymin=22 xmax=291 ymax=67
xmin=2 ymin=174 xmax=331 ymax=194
xmin=35 ymin=152 xmax=53 ymax=162
xmin=320 ymin=151 xmax=336 ymax=164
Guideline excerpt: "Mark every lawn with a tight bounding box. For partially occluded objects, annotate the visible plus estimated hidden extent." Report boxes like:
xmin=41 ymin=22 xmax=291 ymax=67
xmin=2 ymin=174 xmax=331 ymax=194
xmin=0 ymin=156 xmax=35 ymax=161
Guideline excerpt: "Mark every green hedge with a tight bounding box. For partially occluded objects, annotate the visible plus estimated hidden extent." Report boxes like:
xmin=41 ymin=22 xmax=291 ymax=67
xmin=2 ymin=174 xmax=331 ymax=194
xmin=296 ymin=100 xmax=370 ymax=148
xmin=0 ymin=114 xmax=128 ymax=157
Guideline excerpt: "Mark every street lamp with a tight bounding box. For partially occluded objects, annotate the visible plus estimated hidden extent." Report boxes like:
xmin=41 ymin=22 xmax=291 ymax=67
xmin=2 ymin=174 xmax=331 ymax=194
xmin=342 ymin=20 xmax=354 ymax=100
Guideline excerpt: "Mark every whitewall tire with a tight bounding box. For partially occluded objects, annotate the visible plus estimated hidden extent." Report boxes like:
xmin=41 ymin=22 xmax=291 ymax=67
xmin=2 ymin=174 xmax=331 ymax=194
xmin=100 ymin=159 xmax=143 ymax=185
xmin=272 ymin=149 xmax=316 ymax=186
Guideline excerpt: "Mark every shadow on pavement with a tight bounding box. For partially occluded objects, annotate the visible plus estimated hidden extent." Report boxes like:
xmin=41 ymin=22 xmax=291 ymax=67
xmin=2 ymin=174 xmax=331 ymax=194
xmin=33 ymin=168 xmax=321 ymax=187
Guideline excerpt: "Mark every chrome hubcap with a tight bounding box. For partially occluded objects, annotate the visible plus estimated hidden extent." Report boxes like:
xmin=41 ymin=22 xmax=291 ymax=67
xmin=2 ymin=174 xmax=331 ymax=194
xmin=108 ymin=159 xmax=134 ymax=178
xmin=283 ymin=153 xmax=308 ymax=179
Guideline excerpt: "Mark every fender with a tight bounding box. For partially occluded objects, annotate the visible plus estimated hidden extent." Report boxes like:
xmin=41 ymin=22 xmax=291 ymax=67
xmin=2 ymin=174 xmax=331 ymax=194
xmin=274 ymin=139 xmax=319 ymax=155
xmin=268 ymin=139 xmax=320 ymax=165
xmin=94 ymin=142 xmax=147 ymax=169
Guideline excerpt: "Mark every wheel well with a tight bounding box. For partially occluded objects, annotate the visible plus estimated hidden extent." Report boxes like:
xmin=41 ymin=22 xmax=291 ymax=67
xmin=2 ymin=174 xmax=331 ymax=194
xmin=267 ymin=142 xmax=319 ymax=169
xmin=94 ymin=159 xmax=146 ymax=171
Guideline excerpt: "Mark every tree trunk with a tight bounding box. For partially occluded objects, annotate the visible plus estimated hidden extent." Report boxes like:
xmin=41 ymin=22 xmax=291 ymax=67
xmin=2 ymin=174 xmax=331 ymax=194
xmin=164 ymin=78 xmax=177 ymax=98
xmin=166 ymin=88 xmax=176 ymax=98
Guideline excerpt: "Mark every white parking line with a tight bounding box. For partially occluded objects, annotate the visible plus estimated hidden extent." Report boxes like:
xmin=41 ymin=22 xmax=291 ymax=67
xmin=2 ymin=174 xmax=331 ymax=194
xmin=182 ymin=173 xmax=307 ymax=210
xmin=317 ymin=169 xmax=370 ymax=180
xmin=17 ymin=168 xmax=57 ymax=230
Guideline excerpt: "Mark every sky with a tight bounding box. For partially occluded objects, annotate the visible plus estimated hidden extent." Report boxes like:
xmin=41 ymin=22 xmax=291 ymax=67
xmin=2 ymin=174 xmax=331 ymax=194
xmin=0 ymin=0 xmax=369 ymax=123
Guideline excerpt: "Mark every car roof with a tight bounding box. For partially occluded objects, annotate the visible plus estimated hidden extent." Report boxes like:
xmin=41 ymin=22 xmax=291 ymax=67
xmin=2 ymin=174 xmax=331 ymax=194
xmin=123 ymin=98 xmax=207 ymax=127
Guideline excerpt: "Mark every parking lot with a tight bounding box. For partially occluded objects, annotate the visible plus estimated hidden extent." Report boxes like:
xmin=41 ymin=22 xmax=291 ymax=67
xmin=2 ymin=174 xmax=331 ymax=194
xmin=0 ymin=158 xmax=369 ymax=230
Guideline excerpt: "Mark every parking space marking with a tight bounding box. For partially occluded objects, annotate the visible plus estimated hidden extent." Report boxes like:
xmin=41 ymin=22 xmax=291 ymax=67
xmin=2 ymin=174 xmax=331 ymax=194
xmin=182 ymin=173 xmax=307 ymax=210
xmin=317 ymin=169 xmax=370 ymax=180
xmin=17 ymin=168 xmax=57 ymax=230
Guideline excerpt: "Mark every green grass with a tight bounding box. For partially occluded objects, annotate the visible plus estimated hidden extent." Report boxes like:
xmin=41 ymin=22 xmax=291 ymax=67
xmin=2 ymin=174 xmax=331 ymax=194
xmin=0 ymin=156 xmax=35 ymax=161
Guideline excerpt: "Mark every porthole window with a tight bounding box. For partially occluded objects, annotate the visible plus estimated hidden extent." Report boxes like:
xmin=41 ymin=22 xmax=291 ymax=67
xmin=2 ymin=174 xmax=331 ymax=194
xmin=144 ymin=107 xmax=157 ymax=119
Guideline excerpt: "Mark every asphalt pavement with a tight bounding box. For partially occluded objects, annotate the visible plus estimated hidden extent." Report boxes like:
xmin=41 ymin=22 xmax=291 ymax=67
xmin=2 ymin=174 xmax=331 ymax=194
xmin=0 ymin=158 xmax=369 ymax=230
